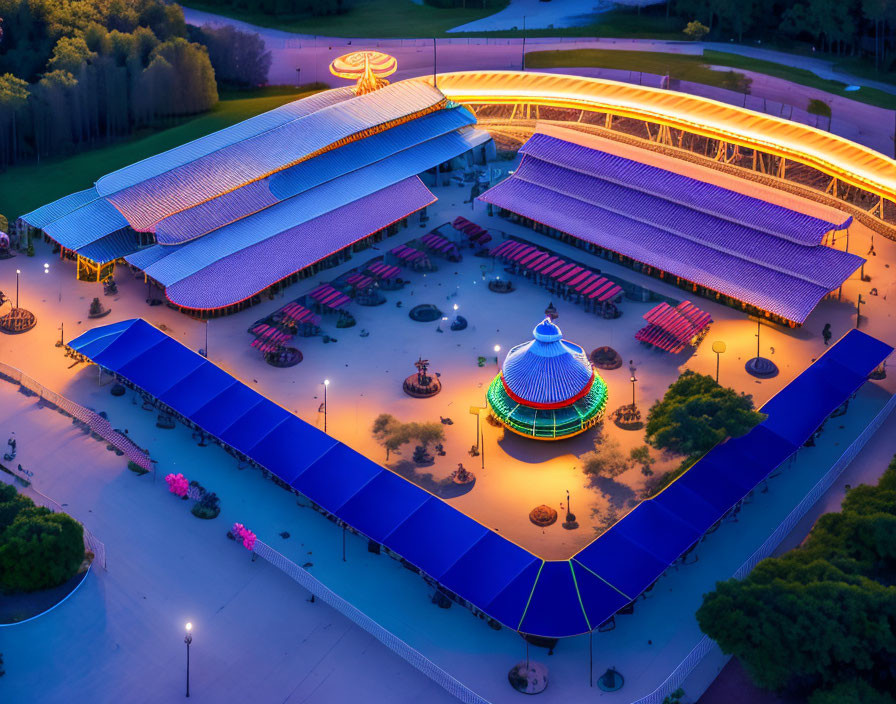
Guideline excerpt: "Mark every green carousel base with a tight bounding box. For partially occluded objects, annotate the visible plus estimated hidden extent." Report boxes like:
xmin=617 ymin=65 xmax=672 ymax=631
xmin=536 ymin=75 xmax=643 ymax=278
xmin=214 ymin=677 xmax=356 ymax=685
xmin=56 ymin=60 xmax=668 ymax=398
xmin=485 ymin=374 xmax=608 ymax=441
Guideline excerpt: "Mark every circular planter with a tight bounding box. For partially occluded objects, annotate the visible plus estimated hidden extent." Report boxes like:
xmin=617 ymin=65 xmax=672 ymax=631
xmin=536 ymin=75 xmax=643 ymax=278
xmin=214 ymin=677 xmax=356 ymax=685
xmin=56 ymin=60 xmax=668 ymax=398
xmin=508 ymin=661 xmax=548 ymax=695
xmin=591 ymin=346 xmax=623 ymax=370
xmin=403 ymin=373 xmax=441 ymax=398
xmin=0 ymin=307 xmax=36 ymax=334
xmin=266 ymin=347 xmax=303 ymax=368
xmin=745 ymin=356 xmax=779 ymax=378
xmin=529 ymin=505 xmax=558 ymax=527
xmin=409 ymin=304 xmax=443 ymax=322
xmin=191 ymin=504 xmax=220 ymax=520
xmin=488 ymin=280 xmax=515 ymax=294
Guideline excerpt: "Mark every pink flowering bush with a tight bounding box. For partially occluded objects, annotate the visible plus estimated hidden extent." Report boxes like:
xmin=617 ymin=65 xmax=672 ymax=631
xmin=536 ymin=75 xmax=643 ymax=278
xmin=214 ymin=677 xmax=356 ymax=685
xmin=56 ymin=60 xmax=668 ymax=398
xmin=232 ymin=523 xmax=257 ymax=551
xmin=165 ymin=473 xmax=189 ymax=497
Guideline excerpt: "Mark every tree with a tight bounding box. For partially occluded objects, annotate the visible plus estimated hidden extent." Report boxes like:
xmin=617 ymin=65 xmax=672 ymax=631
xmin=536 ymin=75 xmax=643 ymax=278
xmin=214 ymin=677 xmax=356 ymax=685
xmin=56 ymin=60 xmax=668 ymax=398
xmin=371 ymin=414 xmax=445 ymax=461
xmin=646 ymin=371 xmax=765 ymax=457
xmin=582 ymin=437 xmax=630 ymax=478
xmin=148 ymin=38 xmax=217 ymax=116
xmin=48 ymin=36 xmax=97 ymax=74
xmin=809 ymin=679 xmax=896 ymax=704
xmin=0 ymin=73 xmax=29 ymax=165
xmin=193 ymin=24 xmax=272 ymax=87
xmin=683 ymin=19 xmax=710 ymax=40
xmin=0 ymin=506 xmax=85 ymax=592
xmin=696 ymin=456 xmax=896 ymax=701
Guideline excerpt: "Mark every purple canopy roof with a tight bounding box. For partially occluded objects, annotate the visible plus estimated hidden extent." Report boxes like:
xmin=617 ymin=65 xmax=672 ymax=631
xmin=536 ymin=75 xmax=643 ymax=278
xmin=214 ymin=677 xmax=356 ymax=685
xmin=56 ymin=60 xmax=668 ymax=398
xmin=519 ymin=133 xmax=850 ymax=246
xmin=164 ymin=178 xmax=435 ymax=310
xmin=480 ymin=134 xmax=864 ymax=323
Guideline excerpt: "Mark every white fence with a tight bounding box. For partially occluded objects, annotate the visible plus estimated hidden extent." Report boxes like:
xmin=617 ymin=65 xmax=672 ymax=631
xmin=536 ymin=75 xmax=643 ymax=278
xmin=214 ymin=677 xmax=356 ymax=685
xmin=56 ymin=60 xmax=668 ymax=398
xmin=631 ymin=392 xmax=896 ymax=704
xmin=0 ymin=361 xmax=152 ymax=471
xmin=26 ymin=485 xmax=107 ymax=570
xmin=251 ymin=540 xmax=490 ymax=704
xmin=0 ymin=361 xmax=115 ymax=569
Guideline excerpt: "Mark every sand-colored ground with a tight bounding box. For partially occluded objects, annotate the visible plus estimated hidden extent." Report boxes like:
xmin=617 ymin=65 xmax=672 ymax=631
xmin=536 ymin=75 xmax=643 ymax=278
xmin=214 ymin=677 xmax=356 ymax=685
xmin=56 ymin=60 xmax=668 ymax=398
xmin=2 ymin=159 xmax=895 ymax=561
xmin=2 ymin=151 xmax=895 ymax=702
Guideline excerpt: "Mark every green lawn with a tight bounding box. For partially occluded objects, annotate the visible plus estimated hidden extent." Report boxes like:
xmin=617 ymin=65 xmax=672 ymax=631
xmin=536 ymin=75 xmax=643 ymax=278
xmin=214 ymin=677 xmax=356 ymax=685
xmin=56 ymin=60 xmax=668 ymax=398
xmin=0 ymin=88 xmax=320 ymax=221
xmin=182 ymin=0 xmax=510 ymax=38
xmin=525 ymin=49 xmax=896 ymax=111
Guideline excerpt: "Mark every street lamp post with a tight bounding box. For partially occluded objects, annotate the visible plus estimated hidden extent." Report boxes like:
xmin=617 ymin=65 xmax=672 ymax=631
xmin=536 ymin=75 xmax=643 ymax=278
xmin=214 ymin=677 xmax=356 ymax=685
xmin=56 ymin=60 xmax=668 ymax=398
xmin=630 ymin=374 xmax=637 ymax=409
xmin=711 ymin=341 xmax=727 ymax=384
xmin=494 ymin=344 xmax=501 ymax=367
xmin=323 ymin=379 xmax=330 ymax=433
xmin=745 ymin=316 xmax=778 ymax=378
xmin=857 ymin=294 xmax=866 ymax=329
xmin=15 ymin=269 xmax=19 ymax=308
xmin=755 ymin=318 xmax=760 ymax=359
xmin=184 ymin=622 xmax=192 ymax=698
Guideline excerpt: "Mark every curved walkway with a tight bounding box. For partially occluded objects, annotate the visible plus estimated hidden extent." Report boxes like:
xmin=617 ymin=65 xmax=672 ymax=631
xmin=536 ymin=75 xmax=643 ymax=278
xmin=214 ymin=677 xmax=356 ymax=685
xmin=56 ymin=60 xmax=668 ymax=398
xmin=180 ymin=8 xmax=896 ymax=157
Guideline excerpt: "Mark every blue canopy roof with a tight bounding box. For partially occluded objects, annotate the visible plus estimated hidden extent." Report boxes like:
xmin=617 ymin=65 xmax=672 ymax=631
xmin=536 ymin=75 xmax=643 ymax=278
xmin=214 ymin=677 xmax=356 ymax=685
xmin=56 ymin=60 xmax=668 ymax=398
xmin=67 ymin=321 xmax=891 ymax=638
xmin=501 ymin=318 xmax=595 ymax=406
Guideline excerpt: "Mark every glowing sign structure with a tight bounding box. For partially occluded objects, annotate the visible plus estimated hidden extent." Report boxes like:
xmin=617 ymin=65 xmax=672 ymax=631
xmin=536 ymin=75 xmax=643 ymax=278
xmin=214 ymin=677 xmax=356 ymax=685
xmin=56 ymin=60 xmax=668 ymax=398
xmin=330 ymin=51 xmax=398 ymax=95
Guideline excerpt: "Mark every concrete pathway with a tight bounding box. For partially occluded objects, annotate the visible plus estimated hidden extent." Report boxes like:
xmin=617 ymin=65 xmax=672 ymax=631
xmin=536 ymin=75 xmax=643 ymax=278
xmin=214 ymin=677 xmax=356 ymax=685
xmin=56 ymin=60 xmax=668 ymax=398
xmin=180 ymin=7 xmax=895 ymax=158
xmin=0 ymin=382 xmax=458 ymax=704
xmin=447 ymin=0 xmax=614 ymax=32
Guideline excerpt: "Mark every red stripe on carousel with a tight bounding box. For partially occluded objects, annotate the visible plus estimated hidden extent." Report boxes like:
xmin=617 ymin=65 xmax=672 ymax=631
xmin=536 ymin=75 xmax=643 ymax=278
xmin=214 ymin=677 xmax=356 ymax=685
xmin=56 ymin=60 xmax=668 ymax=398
xmin=500 ymin=371 xmax=596 ymax=410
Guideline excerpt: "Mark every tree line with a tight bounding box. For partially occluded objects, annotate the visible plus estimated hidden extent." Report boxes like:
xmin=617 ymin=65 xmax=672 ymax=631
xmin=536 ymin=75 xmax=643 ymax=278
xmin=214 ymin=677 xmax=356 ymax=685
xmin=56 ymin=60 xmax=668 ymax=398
xmin=697 ymin=454 xmax=896 ymax=703
xmin=673 ymin=0 xmax=896 ymax=68
xmin=0 ymin=0 xmax=272 ymax=170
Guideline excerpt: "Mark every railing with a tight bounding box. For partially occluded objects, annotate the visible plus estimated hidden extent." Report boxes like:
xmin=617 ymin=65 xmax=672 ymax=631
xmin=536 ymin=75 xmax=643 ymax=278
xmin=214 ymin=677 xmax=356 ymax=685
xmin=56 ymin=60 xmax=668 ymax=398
xmin=251 ymin=540 xmax=490 ymax=704
xmin=0 ymin=361 xmax=152 ymax=471
xmin=631 ymin=392 xmax=896 ymax=704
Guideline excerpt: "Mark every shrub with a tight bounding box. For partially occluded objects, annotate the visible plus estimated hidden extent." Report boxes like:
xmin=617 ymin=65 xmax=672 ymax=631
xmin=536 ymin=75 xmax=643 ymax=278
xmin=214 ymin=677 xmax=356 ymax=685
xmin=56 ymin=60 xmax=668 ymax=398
xmin=683 ymin=20 xmax=709 ymax=41
xmin=808 ymin=98 xmax=832 ymax=118
xmin=0 ymin=507 xmax=84 ymax=592
xmin=191 ymin=491 xmax=220 ymax=519
xmin=165 ymin=473 xmax=189 ymax=497
xmin=718 ymin=70 xmax=752 ymax=94
xmin=582 ymin=438 xmax=630 ymax=478
xmin=0 ymin=484 xmax=34 ymax=531
xmin=127 ymin=460 xmax=148 ymax=475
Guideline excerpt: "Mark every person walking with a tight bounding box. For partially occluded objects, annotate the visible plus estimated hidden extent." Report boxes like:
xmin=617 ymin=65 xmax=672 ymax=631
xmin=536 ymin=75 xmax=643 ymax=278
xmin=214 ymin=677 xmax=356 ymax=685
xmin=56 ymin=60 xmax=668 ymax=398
xmin=822 ymin=323 xmax=832 ymax=346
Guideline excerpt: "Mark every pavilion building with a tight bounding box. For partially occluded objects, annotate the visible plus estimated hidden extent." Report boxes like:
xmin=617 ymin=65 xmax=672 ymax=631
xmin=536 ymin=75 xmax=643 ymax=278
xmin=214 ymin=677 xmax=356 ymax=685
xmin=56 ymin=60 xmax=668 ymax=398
xmin=18 ymin=57 xmax=493 ymax=316
xmin=487 ymin=318 xmax=608 ymax=440
xmin=479 ymin=125 xmax=864 ymax=327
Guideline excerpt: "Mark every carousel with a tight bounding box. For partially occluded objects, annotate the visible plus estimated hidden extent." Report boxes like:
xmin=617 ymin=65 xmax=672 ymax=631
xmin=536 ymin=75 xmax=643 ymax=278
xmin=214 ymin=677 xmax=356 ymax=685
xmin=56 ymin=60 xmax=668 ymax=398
xmin=486 ymin=318 xmax=608 ymax=440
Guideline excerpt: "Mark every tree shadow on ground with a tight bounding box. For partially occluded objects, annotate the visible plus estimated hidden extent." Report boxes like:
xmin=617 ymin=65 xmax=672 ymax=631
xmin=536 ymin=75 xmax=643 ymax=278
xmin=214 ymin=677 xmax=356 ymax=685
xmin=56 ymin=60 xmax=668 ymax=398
xmin=589 ymin=475 xmax=636 ymax=509
xmin=388 ymin=459 xmax=475 ymax=499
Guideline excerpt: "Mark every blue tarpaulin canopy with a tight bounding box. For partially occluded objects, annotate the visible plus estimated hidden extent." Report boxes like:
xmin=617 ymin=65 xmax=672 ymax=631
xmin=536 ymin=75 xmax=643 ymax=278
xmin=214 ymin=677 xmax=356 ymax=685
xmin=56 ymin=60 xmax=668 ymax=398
xmin=67 ymin=320 xmax=892 ymax=638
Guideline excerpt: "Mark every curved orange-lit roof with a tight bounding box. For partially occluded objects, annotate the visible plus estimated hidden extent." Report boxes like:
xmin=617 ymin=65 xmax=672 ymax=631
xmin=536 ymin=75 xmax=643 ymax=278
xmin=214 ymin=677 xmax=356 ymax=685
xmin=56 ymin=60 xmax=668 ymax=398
xmin=425 ymin=70 xmax=896 ymax=202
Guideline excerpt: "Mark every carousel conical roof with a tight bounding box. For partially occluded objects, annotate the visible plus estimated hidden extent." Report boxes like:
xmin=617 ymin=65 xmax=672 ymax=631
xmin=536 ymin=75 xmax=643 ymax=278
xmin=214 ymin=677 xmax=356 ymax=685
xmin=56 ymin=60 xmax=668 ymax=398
xmin=501 ymin=319 xmax=594 ymax=407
